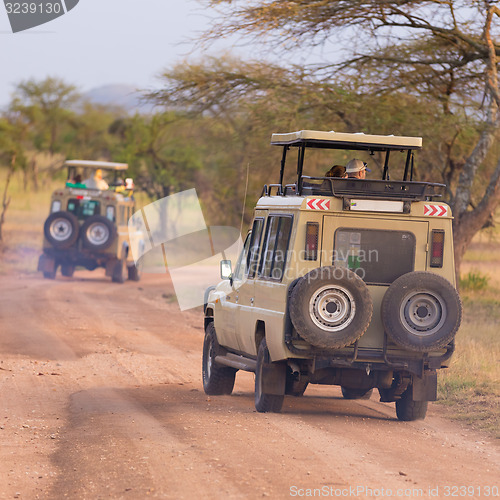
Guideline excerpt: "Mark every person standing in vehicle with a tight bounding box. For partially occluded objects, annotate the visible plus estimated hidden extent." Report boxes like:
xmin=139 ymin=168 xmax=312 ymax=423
xmin=84 ymin=169 xmax=109 ymax=190
xmin=345 ymin=159 xmax=370 ymax=179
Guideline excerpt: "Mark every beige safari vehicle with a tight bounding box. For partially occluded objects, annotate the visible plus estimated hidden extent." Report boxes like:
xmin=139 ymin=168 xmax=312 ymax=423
xmin=38 ymin=160 xmax=144 ymax=283
xmin=203 ymin=130 xmax=462 ymax=421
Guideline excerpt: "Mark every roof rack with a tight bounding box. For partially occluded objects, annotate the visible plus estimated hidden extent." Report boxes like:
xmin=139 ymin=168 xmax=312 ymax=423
xmin=300 ymin=177 xmax=445 ymax=201
xmin=64 ymin=160 xmax=128 ymax=171
xmin=271 ymin=130 xmax=422 ymax=151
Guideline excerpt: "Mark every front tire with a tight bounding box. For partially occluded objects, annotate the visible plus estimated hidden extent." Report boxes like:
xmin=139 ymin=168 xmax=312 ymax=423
xmin=255 ymin=339 xmax=285 ymax=413
xmin=202 ymin=323 xmax=236 ymax=395
xmin=127 ymin=261 xmax=142 ymax=282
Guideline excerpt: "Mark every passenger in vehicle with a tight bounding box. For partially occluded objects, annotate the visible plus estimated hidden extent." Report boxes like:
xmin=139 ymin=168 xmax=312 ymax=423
xmin=84 ymin=169 xmax=109 ymax=190
xmin=346 ymin=159 xmax=370 ymax=179
xmin=66 ymin=174 xmax=86 ymax=189
xmin=325 ymin=164 xmax=347 ymax=178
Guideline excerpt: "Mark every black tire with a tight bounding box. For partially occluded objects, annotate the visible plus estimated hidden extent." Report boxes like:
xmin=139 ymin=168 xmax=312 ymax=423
xmin=43 ymin=211 xmax=79 ymax=249
xmin=112 ymin=258 xmax=127 ymax=284
xmin=341 ymin=387 xmax=374 ymax=400
xmin=289 ymin=266 xmax=373 ymax=349
xmin=127 ymin=261 xmax=142 ymax=282
xmin=255 ymin=339 xmax=285 ymax=413
xmin=43 ymin=270 xmax=56 ymax=279
xmin=60 ymin=264 xmax=75 ymax=277
xmin=396 ymin=385 xmax=428 ymax=421
xmin=381 ymin=271 xmax=462 ymax=352
xmin=80 ymin=215 xmax=116 ymax=252
xmin=202 ymin=322 xmax=236 ymax=395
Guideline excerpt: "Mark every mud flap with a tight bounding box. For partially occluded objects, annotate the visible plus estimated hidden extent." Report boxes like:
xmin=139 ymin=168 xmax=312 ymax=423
xmin=262 ymin=361 xmax=286 ymax=396
xmin=412 ymin=370 xmax=437 ymax=401
xmin=38 ymin=254 xmax=55 ymax=273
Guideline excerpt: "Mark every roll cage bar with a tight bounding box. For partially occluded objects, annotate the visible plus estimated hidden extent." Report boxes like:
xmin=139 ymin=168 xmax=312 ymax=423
xmin=269 ymin=130 xmax=444 ymax=201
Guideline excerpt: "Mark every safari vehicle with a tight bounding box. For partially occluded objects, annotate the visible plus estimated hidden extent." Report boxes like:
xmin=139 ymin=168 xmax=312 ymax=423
xmin=203 ymin=130 xmax=462 ymax=421
xmin=38 ymin=160 xmax=144 ymax=283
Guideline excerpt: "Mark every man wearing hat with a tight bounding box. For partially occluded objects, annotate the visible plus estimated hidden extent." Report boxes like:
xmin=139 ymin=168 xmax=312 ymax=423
xmin=345 ymin=159 xmax=371 ymax=179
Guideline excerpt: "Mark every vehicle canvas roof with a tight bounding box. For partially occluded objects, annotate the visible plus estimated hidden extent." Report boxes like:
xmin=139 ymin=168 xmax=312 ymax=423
xmin=64 ymin=160 xmax=129 ymax=171
xmin=271 ymin=130 xmax=422 ymax=151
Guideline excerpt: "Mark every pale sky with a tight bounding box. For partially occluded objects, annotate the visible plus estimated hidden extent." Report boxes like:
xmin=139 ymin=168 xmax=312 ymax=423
xmin=0 ymin=0 xmax=231 ymax=105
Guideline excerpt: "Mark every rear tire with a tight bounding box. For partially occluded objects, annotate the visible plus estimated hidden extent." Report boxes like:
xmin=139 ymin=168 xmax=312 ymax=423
xmin=60 ymin=264 xmax=75 ymax=277
xmin=202 ymin=323 xmax=236 ymax=395
xmin=395 ymin=385 xmax=428 ymax=421
xmin=255 ymin=339 xmax=284 ymax=413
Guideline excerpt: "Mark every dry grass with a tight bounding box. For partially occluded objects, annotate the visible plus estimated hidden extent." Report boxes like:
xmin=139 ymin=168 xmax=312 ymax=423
xmin=438 ymin=226 xmax=500 ymax=438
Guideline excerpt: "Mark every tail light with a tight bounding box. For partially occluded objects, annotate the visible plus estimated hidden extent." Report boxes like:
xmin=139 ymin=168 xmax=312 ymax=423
xmin=305 ymin=222 xmax=319 ymax=260
xmin=430 ymin=230 xmax=445 ymax=268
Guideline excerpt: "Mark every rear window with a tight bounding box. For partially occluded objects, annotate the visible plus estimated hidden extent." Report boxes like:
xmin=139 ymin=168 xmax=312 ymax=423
xmin=67 ymin=199 xmax=101 ymax=219
xmin=333 ymin=228 xmax=415 ymax=285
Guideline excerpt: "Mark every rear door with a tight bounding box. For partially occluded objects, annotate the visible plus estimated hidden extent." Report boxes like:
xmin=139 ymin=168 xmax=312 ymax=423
xmin=321 ymin=216 xmax=429 ymax=348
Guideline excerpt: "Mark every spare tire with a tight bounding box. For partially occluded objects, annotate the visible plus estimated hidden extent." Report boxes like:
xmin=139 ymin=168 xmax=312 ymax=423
xmin=381 ymin=271 xmax=462 ymax=352
xmin=44 ymin=211 xmax=79 ymax=249
xmin=80 ymin=215 xmax=116 ymax=251
xmin=289 ymin=266 xmax=373 ymax=349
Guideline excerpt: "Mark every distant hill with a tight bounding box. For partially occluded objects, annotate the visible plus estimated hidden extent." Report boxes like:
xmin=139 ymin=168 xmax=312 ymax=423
xmin=83 ymin=84 xmax=155 ymax=113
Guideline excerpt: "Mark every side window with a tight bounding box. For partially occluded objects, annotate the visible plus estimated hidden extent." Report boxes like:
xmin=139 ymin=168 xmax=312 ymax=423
xmin=246 ymin=218 xmax=264 ymax=278
xmin=233 ymin=232 xmax=252 ymax=281
xmin=259 ymin=215 xmax=293 ymax=281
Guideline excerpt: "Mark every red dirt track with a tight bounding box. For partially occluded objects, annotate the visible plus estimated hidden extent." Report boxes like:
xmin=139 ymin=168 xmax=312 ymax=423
xmin=0 ymin=271 xmax=498 ymax=499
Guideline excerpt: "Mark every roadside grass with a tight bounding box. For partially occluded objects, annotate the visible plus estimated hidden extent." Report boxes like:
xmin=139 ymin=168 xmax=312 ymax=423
xmin=0 ymin=170 xmax=58 ymax=274
xmin=437 ymin=268 xmax=500 ymax=437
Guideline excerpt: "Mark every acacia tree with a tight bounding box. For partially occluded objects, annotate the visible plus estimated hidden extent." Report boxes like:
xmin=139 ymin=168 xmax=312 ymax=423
xmin=197 ymin=0 xmax=500 ymax=273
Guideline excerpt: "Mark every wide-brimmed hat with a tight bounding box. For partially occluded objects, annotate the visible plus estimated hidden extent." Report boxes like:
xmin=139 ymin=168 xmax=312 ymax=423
xmin=345 ymin=159 xmax=371 ymax=173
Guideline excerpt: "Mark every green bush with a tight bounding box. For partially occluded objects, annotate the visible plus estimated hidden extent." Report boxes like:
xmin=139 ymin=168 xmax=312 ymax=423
xmin=459 ymin=271 xmax=490 ymax=291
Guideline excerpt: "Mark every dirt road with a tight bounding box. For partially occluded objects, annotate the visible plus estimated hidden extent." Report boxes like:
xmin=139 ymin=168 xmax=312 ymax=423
xmin=0 ymin=271 xmax=498 ymax=499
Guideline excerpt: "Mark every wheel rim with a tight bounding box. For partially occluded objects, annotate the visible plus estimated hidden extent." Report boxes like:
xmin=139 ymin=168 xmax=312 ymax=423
xmin=400 ymin=291 xmax=446 ymax=336
xmin=49 ymin=218 xmax=72 ymax=242
xmin=309 ymin=285 xmax=356 ymax=332
xmin=86 ymin=222 xmax=110 ymax=246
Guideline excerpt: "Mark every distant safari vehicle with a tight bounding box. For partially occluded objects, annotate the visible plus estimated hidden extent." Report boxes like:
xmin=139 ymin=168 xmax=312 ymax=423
xmin=38 ymin=160 xmax=144 ymax=283
xmin=203 ymin=130 xmax=462 ymax=421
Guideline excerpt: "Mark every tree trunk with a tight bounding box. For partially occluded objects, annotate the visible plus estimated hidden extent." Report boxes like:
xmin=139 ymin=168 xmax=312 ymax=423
xmin=0 ymin=162 xmax=15 ymax=242
xmin=31 ymin=157 xmax=39 ymax=192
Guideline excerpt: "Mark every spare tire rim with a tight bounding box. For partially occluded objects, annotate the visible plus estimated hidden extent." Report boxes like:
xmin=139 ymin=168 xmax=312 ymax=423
xmin=49 ymin=218 xmax=73 ymax=242
xmin=309 ymin=285 xmax=356 ymax=332
xmin=86 ymin=222 xmax=110 ymax=246
xmin=400 ymin=291 xmax=446 ymax=336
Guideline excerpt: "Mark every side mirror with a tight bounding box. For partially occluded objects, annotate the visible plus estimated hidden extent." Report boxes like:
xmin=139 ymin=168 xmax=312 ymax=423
xmin=220 ymin=260 xmax=233 ymax=281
